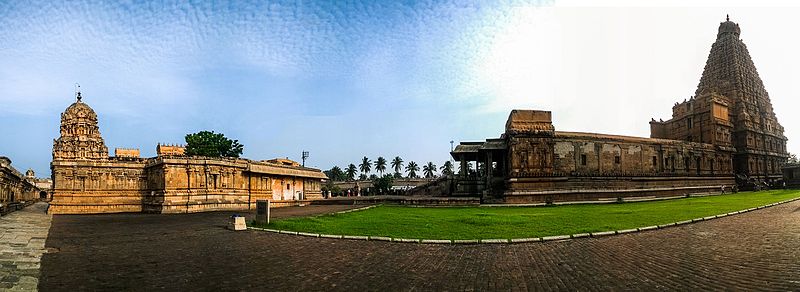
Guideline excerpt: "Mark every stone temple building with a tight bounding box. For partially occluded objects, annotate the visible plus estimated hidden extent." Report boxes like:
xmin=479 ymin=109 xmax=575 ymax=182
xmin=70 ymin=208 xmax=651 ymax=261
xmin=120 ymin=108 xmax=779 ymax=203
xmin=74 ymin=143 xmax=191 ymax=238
xmin=0 ymin=157 xmax=42 ymax=207
xmin=451 ymin=17 xmax=789 ymax=203
xmin=49 ymin=91 xmax=326 ymax=214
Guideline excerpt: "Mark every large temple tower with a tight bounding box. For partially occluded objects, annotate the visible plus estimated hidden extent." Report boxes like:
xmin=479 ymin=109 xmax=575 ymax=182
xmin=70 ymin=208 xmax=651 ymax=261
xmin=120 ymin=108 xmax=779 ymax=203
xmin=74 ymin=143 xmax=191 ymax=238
xmin=651 ymin=16 xmax=789 ymax=180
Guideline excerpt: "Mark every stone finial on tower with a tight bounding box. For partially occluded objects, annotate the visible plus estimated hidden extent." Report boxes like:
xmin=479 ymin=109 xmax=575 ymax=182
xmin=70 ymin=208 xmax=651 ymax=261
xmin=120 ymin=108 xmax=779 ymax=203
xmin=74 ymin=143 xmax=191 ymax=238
xmin=75 ymin=83 xmax=82 ymax=102
xmin=726 ymin=14 xmax=729 ymax=22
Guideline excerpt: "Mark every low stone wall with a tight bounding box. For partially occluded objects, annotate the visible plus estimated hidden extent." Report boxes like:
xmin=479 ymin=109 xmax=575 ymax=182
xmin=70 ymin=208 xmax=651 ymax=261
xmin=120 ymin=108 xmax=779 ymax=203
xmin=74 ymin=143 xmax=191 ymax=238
xmin=48 ymin=191 xmax=145 ymax=214
xmin=405 ymin=177 xmax=453 ymax=197
xmin=310 ymin=195 xmax=480 ymax=206
xmin=501 ymin=176 xmax=735 ymax=203
xmin=0 ymin=199 xmax=38 ymax=216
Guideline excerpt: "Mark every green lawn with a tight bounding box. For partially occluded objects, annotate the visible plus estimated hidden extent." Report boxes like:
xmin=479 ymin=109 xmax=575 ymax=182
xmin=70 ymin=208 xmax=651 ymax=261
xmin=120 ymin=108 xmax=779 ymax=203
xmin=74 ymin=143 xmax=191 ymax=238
xmin=255 ymin=190 xmax=800 ymax=240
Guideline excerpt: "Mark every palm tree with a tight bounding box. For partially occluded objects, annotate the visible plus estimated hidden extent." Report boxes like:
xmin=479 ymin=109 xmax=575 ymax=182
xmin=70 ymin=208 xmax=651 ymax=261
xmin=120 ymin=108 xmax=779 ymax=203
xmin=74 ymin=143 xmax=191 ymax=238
xmin=375 ymin=157 xmax=387 ymax=175
xmin=440 ymin=161 xmax=454 ymax=176
xmin=423 ymin=162 xmax=437 ymax=178
xmin=391 ymin=156 xmax=404 ymax=176
xmin=405 ymin=161 xmax=420 ymax=178
xmin=328 ymin=166 xmax=345 ymax=181
xmin=359 ymin=156 xmax=372 ymax=176
xmin=346 ymin=164 xmax=357 ymax=181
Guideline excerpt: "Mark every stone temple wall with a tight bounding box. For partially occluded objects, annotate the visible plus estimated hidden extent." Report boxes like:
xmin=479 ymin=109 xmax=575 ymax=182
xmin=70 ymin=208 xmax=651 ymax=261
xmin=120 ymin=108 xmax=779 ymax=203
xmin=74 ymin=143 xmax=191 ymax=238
xmin=503 ymin=111 xmax=735 ymax=203
xmin=0 ymin=157 xmax=40 ymax=205
xmin=49 ymin=159 xmax=148 ymax=214
xmin=453 ymin=110 xmax=736 ymax=204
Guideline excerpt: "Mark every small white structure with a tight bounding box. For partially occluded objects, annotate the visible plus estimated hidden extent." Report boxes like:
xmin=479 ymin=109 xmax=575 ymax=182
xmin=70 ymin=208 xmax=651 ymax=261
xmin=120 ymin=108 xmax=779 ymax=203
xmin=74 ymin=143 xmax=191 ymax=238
xmin=229 ymin=216 xmax=247 ymax=231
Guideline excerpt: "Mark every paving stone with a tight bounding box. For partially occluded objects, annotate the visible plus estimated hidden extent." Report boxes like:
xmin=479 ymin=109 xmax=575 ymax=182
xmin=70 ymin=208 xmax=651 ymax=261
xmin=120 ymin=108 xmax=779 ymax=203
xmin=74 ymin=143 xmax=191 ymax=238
xmin=342 ymin=235 xmax=368 ymax=240
xmin=452 ymin=239 xmax=479 ymax=244
xmin=658 ymin=223 xmax=676 ymax=228
xmin=37 ymin=201 xmax=800 ymax=291
xmin=510 ymin=238 xmax=542 ymax=243
xmin=0 ymin=202 xmax=50 ymax=292
xmin=368 ymin=236 xmax=391 ymax=242
xmin=542 ymin=235 xmax=571 ymax=241
xmin=479 ymin=239 xmax=509 ymax=244
xmin=392 ymin=238 xmax=420 ymax=243
xmin=420 ymin=239 xmax=451 ymax=244
xmin=591 ymin=231 xmax=616 ymax=237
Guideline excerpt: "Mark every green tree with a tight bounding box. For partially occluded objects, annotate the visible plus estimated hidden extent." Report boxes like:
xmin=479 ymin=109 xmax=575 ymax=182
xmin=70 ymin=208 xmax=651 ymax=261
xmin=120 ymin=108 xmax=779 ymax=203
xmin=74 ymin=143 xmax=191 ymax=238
xmin=423 ymin=162 xmax=437 ymax=178
xmin=325 ymin=166 xmax=345 ymax=181
xmin=440 ymin=161 xmax=454 ymax=176
xmin=391 ymin=156 xmax=404 ymax=176
xmin=322 ymin=181 xmax=341 ymax=196
xmin=359 ymin=156 xmax=372 ymax=176
xmin=346 ymin=164 xmax=357 ymax=181
xmin=184 ymin=131 xmax=243 ymax=158
xmin=372 ymin=174 xmax=394 ymax=194
xmin=406 ymin=161 xmax=420 ymax=178
xmin=375 ymin=157 xmax=387 ymax=175
xmin=790 ymin=153 xmax=799 ymax=164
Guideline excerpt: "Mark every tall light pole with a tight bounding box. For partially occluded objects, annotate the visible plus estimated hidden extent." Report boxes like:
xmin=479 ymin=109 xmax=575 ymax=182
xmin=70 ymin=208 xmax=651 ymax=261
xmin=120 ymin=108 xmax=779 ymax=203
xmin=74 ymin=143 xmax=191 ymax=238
xmin=300 ymin=151 xmax=310 ymax=200
xmin=450 ymin=140 xmax=455 ymax=176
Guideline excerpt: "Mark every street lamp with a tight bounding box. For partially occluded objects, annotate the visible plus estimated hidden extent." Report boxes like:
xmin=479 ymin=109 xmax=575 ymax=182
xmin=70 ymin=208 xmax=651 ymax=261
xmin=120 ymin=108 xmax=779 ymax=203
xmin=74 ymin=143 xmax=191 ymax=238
xmin=450 ymin=140 xmax=455 ymax=176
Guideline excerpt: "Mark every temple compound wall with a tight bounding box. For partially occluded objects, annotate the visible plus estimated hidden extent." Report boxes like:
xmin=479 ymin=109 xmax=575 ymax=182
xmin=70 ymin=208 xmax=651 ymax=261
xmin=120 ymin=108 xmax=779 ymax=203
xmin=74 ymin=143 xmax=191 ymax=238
xmin=49 ymin=93 xmax=326 ymax=215
xmin=0 ymin=157 xmax=41 ymax=206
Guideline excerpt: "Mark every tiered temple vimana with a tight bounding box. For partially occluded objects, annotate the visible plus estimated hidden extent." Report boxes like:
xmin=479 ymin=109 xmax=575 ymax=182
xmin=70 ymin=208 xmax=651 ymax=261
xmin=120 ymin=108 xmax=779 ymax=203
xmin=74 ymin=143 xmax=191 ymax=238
xmin=451 ymin=17 xmax=789 ymax=203
xmin=49 ymin=91 xmax=326 ymax=214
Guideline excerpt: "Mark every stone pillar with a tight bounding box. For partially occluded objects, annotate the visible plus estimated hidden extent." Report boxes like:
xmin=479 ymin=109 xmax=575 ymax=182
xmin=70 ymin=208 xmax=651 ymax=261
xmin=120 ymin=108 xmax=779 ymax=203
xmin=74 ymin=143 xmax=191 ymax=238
xmin=460 ymin=154 xmax=467 ymax=178
xmin=486 ymin=151 xmax=493 ymax=187
xmin=255 ymin=200 xmax=270 ymax=224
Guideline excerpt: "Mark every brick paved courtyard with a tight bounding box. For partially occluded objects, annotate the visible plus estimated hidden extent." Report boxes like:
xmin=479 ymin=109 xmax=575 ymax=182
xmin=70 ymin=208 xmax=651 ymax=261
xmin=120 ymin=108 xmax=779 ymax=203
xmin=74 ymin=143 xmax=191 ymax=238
xmin=0 ymin=202 xmax=51 ymax=291
xmin=39 ymin=201 xmax=800 ymax=291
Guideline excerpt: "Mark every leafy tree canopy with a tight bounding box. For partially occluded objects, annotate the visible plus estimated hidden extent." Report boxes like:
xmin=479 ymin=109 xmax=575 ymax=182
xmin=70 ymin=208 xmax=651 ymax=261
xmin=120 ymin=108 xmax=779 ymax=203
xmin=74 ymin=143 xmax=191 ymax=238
xmin=346 ymin=164 xmax=358 ymax=181
xmin=325 ymin=166 xmax=346 ymax=181
xmin=406 ymin=161 xmax=420 ymax=178
xmin=440 ymin=161 xmax=454 ymax=176
xmin=372 ymin=174 xmax=394 ymax=193
xmin=184 ymin=131 xmax=243 ymax=158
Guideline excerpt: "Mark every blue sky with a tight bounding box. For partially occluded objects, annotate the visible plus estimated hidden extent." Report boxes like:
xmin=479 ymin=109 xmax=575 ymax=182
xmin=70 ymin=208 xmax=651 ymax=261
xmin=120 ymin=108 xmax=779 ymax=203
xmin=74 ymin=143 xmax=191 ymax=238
xmin=1 ymin=0 xmax=799 ymax=177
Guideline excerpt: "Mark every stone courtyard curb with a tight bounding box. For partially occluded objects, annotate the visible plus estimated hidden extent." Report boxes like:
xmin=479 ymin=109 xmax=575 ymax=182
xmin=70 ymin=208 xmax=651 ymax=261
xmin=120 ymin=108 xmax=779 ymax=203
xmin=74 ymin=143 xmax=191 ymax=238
xmin=247 ymin=196 xmax=800 ymax=245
